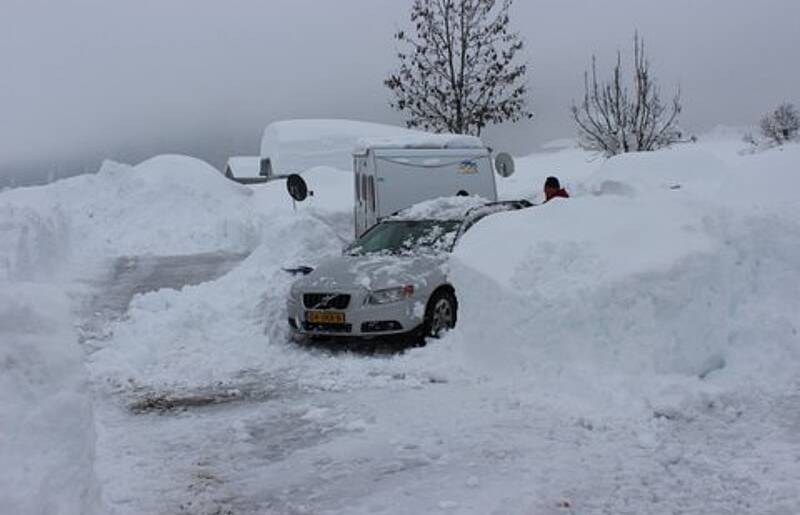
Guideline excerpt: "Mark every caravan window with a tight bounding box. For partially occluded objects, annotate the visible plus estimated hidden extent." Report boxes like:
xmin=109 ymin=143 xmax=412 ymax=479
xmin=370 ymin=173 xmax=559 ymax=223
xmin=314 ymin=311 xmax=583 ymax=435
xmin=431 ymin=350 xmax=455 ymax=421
xmin=361 ymin=175 xmax=368 ymax=202
xmin=368 ymin=176 xmax=376 ymax=211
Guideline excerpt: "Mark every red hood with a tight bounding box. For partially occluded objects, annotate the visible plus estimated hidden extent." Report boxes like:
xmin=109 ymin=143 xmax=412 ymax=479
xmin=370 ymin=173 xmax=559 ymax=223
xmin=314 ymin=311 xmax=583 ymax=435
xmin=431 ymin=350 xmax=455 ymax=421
xmin=545 ymin=188 xmax=569 ymax=202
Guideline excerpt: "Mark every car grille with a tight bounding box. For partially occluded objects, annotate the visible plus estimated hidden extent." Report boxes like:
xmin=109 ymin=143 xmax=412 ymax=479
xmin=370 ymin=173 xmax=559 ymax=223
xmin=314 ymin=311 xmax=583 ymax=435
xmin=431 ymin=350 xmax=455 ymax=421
xmin=303 ymin=293 xmax=351 ymax=310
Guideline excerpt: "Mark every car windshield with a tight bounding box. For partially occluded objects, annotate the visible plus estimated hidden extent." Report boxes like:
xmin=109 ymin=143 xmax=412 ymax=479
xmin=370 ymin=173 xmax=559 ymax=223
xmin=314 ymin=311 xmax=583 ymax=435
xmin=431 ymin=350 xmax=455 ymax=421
xmin=347 ymin=220 xmax=461 ymax=256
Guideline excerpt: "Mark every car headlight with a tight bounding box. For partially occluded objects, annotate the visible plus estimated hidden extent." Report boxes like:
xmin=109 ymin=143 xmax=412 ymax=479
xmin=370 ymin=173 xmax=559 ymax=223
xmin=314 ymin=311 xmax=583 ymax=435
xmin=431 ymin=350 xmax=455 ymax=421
xmin=366 ymin=285 xmax=415 ymax=305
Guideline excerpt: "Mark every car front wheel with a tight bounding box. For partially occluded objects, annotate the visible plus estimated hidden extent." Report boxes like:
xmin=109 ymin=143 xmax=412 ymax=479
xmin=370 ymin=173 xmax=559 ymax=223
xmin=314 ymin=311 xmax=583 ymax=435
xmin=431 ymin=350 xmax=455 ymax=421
xmin=423 ymin=289 xmax=458 ymax=338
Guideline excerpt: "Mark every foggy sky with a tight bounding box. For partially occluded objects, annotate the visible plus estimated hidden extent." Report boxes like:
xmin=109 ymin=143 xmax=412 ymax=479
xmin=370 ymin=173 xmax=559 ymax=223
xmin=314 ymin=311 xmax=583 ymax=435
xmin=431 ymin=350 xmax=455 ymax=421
xmin=2 ymin=0 xmax=799 ymax=185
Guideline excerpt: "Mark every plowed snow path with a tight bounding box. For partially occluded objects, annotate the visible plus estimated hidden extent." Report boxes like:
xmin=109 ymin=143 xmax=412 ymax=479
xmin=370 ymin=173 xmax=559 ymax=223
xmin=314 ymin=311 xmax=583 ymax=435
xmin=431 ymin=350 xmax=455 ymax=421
xmin=77 ymin=252 xmax=248 ymax=346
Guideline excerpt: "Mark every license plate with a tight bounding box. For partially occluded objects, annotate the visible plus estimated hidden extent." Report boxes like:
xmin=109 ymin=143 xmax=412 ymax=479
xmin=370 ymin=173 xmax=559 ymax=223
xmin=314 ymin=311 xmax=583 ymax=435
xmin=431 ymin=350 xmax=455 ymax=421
xmin=306 ymin=311 xmax=346 ymax=324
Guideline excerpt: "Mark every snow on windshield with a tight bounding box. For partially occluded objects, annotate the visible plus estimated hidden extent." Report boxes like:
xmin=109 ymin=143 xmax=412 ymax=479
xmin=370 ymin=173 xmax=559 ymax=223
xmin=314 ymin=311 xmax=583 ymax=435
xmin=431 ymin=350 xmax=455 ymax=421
xmin=388 ymin=195 xmax=488 ymax=222
xmin=349 ymin=220 xmax=460 ymax=256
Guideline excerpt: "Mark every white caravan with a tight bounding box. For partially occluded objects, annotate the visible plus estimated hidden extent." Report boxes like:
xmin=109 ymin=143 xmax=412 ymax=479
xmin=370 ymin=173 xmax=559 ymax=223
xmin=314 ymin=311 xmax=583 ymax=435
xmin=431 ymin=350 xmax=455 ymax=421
xmin=353 ymin=136 xmax=508 ymax=238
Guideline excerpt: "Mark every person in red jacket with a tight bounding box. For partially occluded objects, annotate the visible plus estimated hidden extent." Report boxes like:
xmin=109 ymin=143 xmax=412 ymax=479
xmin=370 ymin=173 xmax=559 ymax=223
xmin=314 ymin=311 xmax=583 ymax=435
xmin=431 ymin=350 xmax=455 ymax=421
xmin=543 ymin=176 xmax=569 ymax=203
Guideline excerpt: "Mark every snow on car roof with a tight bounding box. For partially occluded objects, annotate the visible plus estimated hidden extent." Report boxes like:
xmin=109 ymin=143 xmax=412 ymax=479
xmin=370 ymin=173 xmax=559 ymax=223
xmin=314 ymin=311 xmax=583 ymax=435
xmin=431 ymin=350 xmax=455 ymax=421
xmin=388 ymin=196 xmax=490 ymax=222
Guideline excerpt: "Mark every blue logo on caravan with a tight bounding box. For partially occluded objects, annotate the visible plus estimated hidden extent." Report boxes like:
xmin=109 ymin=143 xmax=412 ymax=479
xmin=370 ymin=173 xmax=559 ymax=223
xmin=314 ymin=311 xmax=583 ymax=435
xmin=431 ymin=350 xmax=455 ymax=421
xmin=458 ymin=160 xmax=479 ymax=174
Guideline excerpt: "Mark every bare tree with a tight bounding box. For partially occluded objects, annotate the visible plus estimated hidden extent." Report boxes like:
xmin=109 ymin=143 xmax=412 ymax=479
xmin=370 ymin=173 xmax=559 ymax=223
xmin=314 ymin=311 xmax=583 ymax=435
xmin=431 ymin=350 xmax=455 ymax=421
xmin=571 ymin=33 xmax=682 ymax=157
xmin=385 ymin=0 xmax=532 ymax=136
xmin=759 ymin=103 xmax=799 ymax=145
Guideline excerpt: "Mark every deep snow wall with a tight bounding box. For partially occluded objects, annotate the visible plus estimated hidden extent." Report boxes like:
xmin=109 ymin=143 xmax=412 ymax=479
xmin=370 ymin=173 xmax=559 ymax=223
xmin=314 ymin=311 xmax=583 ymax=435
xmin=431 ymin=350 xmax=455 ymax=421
xmin=0 ymin=285 xmax=103 ymax=515
xmin=448 ymin=143 xmax=800 ymax=415
xmin=0 ymin=203 xmax=70 ymax=282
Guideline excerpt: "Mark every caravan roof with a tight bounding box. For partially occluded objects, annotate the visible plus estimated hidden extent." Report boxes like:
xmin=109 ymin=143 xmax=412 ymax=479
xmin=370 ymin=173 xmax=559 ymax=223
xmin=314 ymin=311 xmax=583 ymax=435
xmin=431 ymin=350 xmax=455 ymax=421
xmin=354 ymin=133 xmax=483 ymax=154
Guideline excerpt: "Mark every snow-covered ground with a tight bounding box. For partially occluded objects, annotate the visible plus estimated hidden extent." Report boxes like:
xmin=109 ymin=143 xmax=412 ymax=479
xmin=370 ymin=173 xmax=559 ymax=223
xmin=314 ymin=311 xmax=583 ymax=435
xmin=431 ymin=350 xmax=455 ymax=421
xmin=1 ymin=130 xmax=799 ymax=514
xmin=0 ymin=284 xmax=102 ymax=514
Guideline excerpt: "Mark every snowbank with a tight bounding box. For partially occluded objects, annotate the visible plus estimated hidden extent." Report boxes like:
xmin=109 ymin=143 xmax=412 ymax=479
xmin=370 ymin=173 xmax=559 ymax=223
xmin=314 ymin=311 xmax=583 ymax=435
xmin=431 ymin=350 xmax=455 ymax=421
xmin=456 ymin=195 xmax=714 ymax=295
xmin=0 ymin=203 xmax=70 ymax=282
xmin=0 ymin=155 xmax=270 ymax=272
xmin=87 ymin=211 xmax=344 ymax=390
xmin=80 ymin=156 xmax=259 ymax=257
xmin=443 ymin=141 xmax=800 ymax=416
xmin=584 ymin=146 xmax=730 ymax=199
xmin=0 ymin=285 xmax=102 ymax=514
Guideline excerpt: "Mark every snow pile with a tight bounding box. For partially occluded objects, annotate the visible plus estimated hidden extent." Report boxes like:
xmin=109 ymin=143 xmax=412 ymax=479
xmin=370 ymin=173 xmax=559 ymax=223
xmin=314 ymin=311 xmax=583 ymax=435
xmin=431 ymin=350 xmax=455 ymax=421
xmin=444 ymin=141 xmax=800 ymax=416
xmin=0 ymin=203 xmax=70 ymax=282
xmin=0 ymin=155 xmax=284 ymax=271
xmin=721 ymin=143 xmax=800 ymax=217
xmin=584 ymin=146 xmax=730 ymax=199
xmin=457 ymin=195 xmax=714 ymax=296
xmin=0 ymin=285 xmax=102 ymax=514
xmin=87 ymin=211 xmax=344 ymax=391
xmin=75 ymin=156 xmax=259 ymax=257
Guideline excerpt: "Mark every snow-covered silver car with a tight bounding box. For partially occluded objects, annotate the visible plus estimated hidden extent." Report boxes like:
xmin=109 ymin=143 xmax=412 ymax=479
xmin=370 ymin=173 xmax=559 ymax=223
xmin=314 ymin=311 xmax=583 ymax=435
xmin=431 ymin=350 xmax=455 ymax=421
xmin=286 ymin=197 xmax=530 ymax=341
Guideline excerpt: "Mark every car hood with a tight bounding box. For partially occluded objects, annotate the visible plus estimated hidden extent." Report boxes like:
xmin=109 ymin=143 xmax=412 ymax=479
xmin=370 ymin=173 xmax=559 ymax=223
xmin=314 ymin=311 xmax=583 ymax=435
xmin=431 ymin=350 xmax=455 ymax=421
xmin=299 ymin=253 xmax=448 ymax=292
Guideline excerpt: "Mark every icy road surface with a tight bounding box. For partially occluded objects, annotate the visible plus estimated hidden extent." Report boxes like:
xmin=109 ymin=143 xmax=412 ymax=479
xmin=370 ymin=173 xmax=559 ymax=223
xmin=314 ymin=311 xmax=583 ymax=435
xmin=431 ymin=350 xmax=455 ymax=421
xmin=76 ymin=252 xmax=800 ymax=515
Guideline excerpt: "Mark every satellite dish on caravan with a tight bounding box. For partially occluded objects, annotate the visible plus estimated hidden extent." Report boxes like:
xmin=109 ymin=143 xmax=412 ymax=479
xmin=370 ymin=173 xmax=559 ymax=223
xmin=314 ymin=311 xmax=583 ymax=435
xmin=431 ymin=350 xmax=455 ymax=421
xmin=286 ymin=174 xmax=308 ymax=202
xmin=494 ymin=153 xmax=515 ymax=178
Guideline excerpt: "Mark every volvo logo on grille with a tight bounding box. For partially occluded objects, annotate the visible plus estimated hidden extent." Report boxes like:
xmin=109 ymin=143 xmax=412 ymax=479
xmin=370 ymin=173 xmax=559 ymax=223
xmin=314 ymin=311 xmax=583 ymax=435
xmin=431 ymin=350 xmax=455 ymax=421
xmin=315 ymin=294 xmax=337 ymax=309
xmin=304 ymin=293 xmax=351 ymax=310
